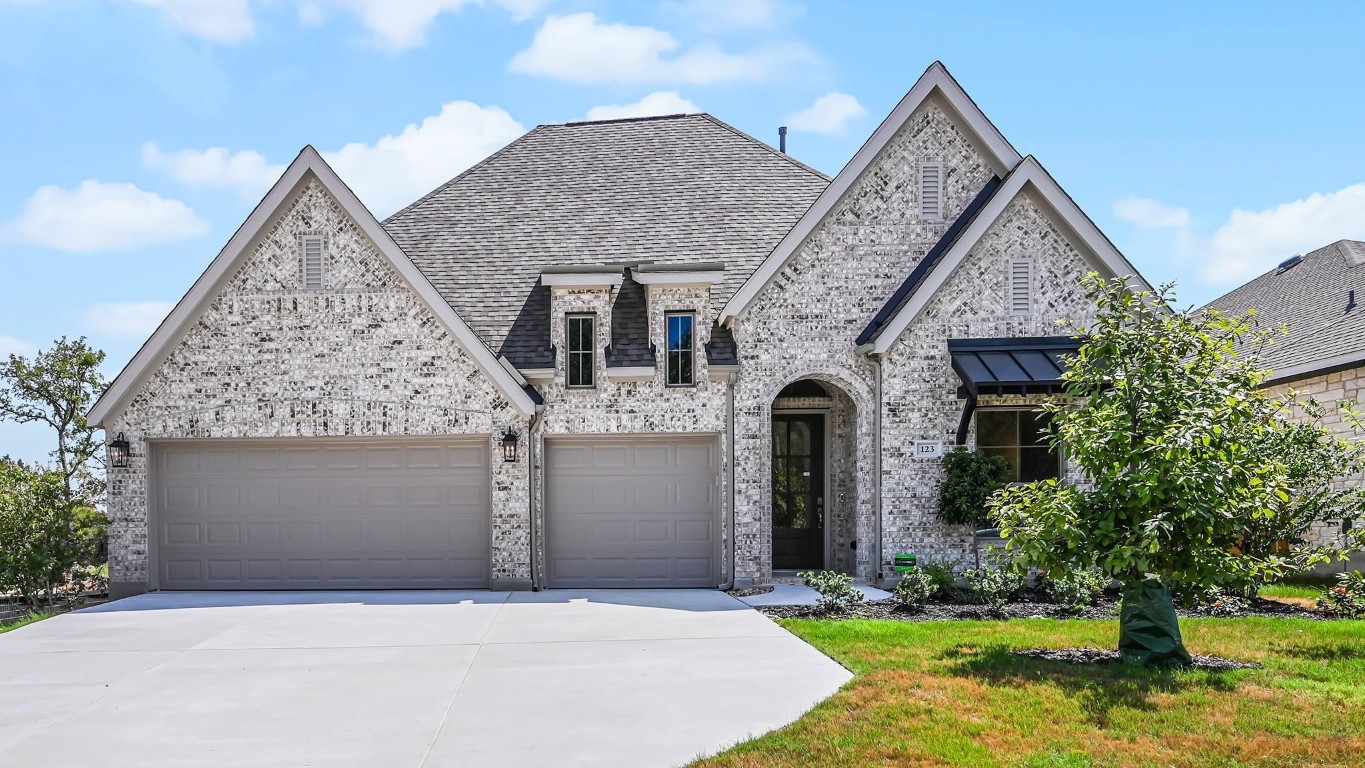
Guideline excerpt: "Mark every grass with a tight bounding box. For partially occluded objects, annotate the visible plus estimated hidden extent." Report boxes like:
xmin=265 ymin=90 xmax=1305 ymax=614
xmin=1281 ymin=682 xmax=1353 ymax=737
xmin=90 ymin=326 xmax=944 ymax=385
xmin=0 ymin=610 xmax=52 ymax=634
xmin=693 ymin=617 xmax=1365 ymax=768
xmin=1259 ymin=581 xmax=1330 ymax=600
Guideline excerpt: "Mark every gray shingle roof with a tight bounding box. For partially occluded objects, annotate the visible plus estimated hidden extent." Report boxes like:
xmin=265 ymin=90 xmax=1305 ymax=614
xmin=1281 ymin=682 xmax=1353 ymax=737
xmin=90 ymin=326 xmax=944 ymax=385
xmin=382 ymin=113 xmax=830 ymax=367
xmin=1201 ymin=239 xmax=1365 ymax=375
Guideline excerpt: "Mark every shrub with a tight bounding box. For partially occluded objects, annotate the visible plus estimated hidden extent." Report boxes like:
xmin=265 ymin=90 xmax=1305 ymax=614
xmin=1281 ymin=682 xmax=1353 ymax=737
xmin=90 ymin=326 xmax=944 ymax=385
xmin=799 ymin=570 xmax=865 ymax=613
xmin=918 ymin=559 xmax=960 ymax=597
xmin=1317 ymin=571 xmax=1365 ymax=618
xmin=938 ymin=448 xmax=1012 ymax=527
xmin=1044 ymin=567 xmax=1109 ymax=613
xmin=962 ymin=565 xmax=1026 ymax=613
xmin=1181 ymin=584 xmax=1251 ymax=617
xmin=0 ymin=461 xmax=81 ymax=606
xmin=893 ymin=568 xmax=935 ymax=608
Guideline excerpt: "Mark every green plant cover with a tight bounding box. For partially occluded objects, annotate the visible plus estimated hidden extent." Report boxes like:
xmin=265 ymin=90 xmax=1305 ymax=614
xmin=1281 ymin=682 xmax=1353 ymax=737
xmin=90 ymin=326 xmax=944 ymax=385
xmin=1118 ymin=579 xmax=1191 ymax=667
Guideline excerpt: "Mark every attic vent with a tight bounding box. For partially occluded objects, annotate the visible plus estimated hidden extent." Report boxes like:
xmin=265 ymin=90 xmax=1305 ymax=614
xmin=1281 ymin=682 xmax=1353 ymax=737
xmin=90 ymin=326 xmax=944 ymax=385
xmin=302 ymin=235 xmax=325 ymax=290
xmin=1275 ymin=253 xmax=1303 ymax=275
xmin=919 ymin=162 xmax=943 ymax=220
xmin=1009 ymin=260 xmax=1033 ymax=315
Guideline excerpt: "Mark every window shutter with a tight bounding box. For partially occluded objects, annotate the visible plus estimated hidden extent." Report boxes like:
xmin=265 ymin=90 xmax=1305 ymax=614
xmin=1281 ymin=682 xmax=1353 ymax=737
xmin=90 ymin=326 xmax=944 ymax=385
xmin=302 ymin=236 xmax=324 ymax=290
xmin=918 ymin=162 xmax=942 ymax=220
xmin=1009 ymin=260 xmax=1032 ymax=315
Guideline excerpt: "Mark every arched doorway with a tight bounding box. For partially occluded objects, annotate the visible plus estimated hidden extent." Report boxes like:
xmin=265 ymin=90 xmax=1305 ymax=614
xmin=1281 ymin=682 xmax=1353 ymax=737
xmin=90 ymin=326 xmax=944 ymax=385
xmin=770 ymin=378 xmax=859 ymax=575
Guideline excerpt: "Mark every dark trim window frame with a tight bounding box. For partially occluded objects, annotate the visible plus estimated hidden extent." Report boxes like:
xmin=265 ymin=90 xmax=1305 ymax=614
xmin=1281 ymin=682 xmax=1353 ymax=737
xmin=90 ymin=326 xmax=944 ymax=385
xmin=566 ymin=314 xmax=595 ymax=388
xmin=975 ymin=407 xmax=1062 ymax=483
xmin=665 ymin=311 xmax=695 ymax=387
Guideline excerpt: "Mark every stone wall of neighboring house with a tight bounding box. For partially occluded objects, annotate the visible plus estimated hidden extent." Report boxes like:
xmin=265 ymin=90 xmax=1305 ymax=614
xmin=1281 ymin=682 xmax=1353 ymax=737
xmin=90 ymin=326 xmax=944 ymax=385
xmin=731 ymin=98 xmax=996 ymax=583
xmin=535 ymin=283 xmax=731 ymax=582
xmin=104 ymin=180 xmax=530 ymax=596
xmin=879 ymin=194 xmax=1101 ymax=571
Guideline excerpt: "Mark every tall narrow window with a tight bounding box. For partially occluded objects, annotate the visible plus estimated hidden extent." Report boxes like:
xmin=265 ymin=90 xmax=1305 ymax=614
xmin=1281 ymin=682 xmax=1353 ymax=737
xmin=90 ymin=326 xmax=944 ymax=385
xmin=976 ymin=409 xmax=1060 ymax=482
xmin=566 ymin=315 xmax=595 ymax=388
xmin=666 ymin=312 xmax=695 ymax=386
xmin=1009 ymin=260 xmax=1033 ymax=315
xmin=302 ymin=235 xmax=325 ymax=290
xmin=918 ymin=162 xmax=942 ymax=220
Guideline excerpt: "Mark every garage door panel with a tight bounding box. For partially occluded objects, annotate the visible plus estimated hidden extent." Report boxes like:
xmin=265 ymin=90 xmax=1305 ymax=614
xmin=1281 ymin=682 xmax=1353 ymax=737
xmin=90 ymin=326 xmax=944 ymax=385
xmin=154 ymin=439 xmax=490 ymax=590
xmin=547 ymin=436 xmax=719 ymax=588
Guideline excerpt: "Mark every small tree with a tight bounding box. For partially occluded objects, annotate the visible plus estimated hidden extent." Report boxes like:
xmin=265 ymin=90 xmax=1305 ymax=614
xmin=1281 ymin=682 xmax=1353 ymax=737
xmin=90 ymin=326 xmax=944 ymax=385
xmin=0 ymin=458 xmax=81 ymax=605
xmin=938 ymin=448 xmax=1011 ymax=528
xmin=991 ymin=275 xmax=1365 ymax=666
xmin=0 ymin=337 xmax=108 ymax=509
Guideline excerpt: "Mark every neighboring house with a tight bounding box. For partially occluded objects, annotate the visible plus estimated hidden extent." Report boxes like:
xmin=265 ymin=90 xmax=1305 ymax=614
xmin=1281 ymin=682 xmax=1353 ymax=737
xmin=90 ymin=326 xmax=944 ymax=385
xmin=89 ymin=62 xmax=1151 ymax=597
xmin=1203 ymin=239 xmax=1365 ymax=572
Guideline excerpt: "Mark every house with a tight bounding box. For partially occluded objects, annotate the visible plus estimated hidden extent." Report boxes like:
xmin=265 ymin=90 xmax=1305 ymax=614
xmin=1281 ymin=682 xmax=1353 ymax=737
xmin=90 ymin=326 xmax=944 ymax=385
xmin=1203 ymin=239 xmax=1365 ymax=572
xmin=89 ymin=62 xmax=1151 ymax=597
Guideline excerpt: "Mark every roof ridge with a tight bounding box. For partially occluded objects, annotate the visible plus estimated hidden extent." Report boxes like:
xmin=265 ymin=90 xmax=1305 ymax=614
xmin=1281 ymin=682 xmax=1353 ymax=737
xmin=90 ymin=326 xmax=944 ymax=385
xmin=697 ymin=113 xmax=833 ymax=183
xmin=383 ymin=125 xmax=547 ymax=224
xmin=562 ymin=113 xmax=698 ymax=127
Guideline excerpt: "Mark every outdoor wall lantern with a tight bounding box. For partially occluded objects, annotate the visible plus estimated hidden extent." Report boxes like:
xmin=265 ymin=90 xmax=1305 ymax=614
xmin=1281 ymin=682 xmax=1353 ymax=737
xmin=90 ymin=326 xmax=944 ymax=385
xmin=501 ymin=428 xmax=519 ymax=463
xmin=108 ymin=432 xmax=131 ymax=468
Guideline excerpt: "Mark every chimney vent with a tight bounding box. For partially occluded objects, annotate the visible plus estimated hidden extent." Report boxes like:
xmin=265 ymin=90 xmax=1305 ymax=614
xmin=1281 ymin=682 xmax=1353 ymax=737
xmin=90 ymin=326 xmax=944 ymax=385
xmin=778 ymin=126 xmax=787 ymax=154
xmin=1348 ymin=289 xmax=1357 ymax=314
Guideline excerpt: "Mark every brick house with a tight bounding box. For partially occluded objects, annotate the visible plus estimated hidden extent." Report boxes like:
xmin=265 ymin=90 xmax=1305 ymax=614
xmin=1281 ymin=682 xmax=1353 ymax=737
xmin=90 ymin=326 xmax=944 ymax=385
xmin=1203 ymin=239 xmax=1365 ymax=572
xmin=89 ymin=62 xmax=1151 ymax=597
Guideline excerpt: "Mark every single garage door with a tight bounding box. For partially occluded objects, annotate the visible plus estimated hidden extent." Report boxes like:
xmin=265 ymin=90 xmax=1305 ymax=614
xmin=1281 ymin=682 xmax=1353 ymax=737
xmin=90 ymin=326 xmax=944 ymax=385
xmin=152 ymin=439 xmax=490 ymax=590
xmin=546 ymin=436 xmax=720 ymax=588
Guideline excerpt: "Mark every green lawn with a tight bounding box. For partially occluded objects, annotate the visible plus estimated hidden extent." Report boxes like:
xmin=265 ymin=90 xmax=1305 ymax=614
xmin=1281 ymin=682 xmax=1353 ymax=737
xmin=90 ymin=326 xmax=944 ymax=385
xmin=1259 ymin=581 xmax=1330 ymax=600
xmin=693 ymin=617 xmax=1365 ymax=768
xmin=0 ymin=611 xmax=51 ymax=634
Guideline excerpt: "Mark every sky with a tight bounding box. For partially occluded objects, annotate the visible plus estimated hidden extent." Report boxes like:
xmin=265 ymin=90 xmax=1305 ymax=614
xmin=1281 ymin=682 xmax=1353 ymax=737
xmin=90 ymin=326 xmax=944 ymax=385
xmin=2 ymin=0 xmax=1364 ymax=464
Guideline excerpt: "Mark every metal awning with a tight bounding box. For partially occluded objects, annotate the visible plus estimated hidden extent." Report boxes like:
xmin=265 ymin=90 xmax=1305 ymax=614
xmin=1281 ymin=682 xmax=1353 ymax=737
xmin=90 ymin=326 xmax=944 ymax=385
xmin=949 ymin=336 xmax=1079 ymax=396
xmin=947 ymin=336 xmax=1080 ymax=444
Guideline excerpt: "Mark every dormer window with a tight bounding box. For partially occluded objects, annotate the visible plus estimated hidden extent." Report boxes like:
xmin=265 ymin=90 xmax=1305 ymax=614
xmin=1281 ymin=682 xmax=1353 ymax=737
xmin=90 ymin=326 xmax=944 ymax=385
xmin=665 ymin=312 xmax=695 ymax=386
xmin=566 ymin=314 xmax=595 ymax=388
xmin=301 ymin=235 xmax=325 ymax=290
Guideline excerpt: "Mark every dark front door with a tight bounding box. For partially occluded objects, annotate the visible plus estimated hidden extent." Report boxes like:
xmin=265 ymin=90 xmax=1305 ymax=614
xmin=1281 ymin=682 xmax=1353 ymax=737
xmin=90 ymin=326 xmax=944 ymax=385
xmin=771 ymin=413 xmax=825 ymax=570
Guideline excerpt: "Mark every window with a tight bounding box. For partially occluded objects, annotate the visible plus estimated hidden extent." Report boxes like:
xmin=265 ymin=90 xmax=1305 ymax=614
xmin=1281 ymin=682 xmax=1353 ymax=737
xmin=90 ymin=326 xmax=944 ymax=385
xmin=1009 ymin=260 xmax=1032 ymax=315
xmin=566 ymin=315 xmax=595 ymax=387
xmin=666 ymin=312 xmax=695 ymax=386
xmin=302 ymin=235 xmax=325 ymax=290
xmin=976 ymin=409 xmax=1060 ymax=482
xmin=918 ymin=162 xmax=943 ymax=220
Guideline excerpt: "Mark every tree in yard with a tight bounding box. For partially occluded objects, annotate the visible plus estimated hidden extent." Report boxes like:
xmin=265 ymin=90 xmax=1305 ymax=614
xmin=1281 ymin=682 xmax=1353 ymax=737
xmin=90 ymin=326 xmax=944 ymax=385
xmin=990 ymin=274 xmax=1365 ymax=666
xmin=0 ymin=457 xmax=81 ymax=605
xmin=0 ymin=337 xmax=107 ymax=509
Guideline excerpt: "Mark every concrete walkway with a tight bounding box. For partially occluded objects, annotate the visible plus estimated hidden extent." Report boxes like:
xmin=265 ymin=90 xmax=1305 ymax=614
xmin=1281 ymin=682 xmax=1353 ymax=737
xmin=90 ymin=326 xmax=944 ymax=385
xmin=736 ymin=583 xmax=894 ymax=607
xmin=0 ymin=590 xmax=850 ymax=768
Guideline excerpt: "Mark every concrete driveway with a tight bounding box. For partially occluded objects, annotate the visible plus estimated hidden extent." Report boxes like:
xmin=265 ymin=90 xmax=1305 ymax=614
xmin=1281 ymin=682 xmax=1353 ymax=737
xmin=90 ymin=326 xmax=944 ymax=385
xmin=0 ymin=590 xmax=850 ymax=767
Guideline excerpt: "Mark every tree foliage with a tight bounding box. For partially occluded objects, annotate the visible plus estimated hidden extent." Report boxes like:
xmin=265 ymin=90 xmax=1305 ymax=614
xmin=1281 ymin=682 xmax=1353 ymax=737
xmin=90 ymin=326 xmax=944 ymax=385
xmin=0 ymin=337 xmax=107 ymax=508
xmin=991 ymin=275 xmax=1365 ymax=663
xmin=937 ymin=448 xmax=1011 ymax=528
xmin=0 ymin=458 xmax=89 ymax=605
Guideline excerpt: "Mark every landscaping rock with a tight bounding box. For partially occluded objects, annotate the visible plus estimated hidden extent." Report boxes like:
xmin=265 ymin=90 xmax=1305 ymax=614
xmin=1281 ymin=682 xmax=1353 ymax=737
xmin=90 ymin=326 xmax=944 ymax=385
xmin=757 ymin=594 xmax=1329 ymax=622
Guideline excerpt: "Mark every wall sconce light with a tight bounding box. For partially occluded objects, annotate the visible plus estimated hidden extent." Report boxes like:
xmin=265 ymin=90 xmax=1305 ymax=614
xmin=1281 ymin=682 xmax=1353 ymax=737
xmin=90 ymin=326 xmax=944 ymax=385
xmin=501 ymin=428 xmax=518 ymax=463
xmin=108 ymin=432 xmax=131 ymax=468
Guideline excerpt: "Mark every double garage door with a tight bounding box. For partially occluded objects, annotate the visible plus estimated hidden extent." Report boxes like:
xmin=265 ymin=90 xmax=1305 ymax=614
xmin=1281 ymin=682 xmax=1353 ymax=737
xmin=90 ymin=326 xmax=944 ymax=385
xmin=545 ymin=436 xmax=720 ymax=588
xmin=152 ymin=439 xmax=490 ymax=590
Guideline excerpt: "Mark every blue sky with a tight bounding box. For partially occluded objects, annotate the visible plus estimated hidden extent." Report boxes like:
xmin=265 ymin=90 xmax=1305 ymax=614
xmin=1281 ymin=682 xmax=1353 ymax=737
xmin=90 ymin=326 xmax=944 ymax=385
xmin=2 ymin=0 xmax=1364 ymax=463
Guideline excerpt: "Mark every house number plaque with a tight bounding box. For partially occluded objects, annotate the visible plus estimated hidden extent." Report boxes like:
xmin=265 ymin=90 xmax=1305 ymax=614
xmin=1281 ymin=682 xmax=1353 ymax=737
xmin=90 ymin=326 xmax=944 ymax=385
xmin=913 ymin=440 xmax=944 ymax=459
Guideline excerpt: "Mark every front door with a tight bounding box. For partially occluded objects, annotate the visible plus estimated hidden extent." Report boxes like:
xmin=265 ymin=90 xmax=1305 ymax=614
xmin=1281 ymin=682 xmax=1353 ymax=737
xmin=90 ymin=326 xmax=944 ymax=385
xmin=771 ymin=413 xmax=824 ymax=570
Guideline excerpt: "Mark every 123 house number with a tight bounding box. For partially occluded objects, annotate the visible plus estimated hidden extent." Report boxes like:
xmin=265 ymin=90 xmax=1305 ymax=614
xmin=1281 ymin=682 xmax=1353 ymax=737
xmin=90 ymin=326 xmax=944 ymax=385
xmin=913 ymin=441 xmax=943 ymax=459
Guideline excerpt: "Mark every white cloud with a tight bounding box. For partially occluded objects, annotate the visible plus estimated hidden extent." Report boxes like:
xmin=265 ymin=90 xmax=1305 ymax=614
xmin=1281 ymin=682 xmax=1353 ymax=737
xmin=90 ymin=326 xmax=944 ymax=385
xmin=4 ymin=180 xmax=209 ymax=253
xmin=509 ymin=12 xmax=807 ymax=84
xmin=0 ymin=335 xmax=36 ymax=359
xmin=585 ymin=91 xmax=699 ymax=121
xmin=1113 ymin=197 xmax=1191 ymax=229
xmin=295 ymin=0 xmax=548 ymax=49
xmin=141 ymin=143 xmax=284 ymax=199
xmin=126 ymin=0 xmax=255 ymax=43
xmin=670 ymin=0 xmax=783 ymax=29
xmin=784 ymin=91 xmax=865 ymax=136
xmin=82 ymin=301 xmax=176 ymax=338
xmin=1197 ymin=182 xmax=1365 ymax=284
xmin=324 ymin=100 xmax=524 ymax=216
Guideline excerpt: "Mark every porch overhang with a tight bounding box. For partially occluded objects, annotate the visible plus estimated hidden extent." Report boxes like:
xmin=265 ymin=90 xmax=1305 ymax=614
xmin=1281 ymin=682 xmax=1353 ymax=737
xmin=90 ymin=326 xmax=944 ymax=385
xmin=948 ymin=336 xmax=1079 ymax=444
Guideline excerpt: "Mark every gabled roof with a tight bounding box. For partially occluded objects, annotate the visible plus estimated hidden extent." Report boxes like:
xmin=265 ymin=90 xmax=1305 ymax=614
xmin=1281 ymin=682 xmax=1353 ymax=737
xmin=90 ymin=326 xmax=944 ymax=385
xmin=1201 ymin=239 xmax=1365 ymax=382
xmin=87 ymin=147 xmax=539 ymax=426
xmin=382 ymin=113 xmax=830 ymax=368
xmin=858 ymin=156 xmax=1151 ymax=355
xmin=718 ymin=61 xmax=1024 ymax=323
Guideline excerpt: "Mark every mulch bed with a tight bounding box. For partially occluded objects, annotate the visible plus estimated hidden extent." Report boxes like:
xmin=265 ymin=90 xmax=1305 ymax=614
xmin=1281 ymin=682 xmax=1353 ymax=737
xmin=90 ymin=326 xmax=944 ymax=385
xmin=1015 ymin=647 xmax=1261 ymax=671
xmin=725 ymin=585 xmax=775 ymax=598
xmin=757 ymin=593 xmax=1325 ymax=622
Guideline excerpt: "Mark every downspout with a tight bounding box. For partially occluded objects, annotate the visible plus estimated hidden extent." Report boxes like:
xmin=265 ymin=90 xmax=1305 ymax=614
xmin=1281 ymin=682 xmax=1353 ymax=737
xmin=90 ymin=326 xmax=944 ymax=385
xmin=527 ymin=406 xmax=544 ymax=591
xmin=869 ymin=352 xmax=885 ymax=586
xmin=721 ymin=370 xmax=738 ymax=590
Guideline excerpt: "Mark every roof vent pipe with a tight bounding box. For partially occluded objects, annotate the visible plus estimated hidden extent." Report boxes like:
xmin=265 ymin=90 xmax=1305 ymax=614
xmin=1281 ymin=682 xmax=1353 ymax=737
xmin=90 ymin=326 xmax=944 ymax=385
xmin=1348 ymin=289 xmax=1357 ymax=314
xmin=778 ymin=126 xmax=787 ymax=154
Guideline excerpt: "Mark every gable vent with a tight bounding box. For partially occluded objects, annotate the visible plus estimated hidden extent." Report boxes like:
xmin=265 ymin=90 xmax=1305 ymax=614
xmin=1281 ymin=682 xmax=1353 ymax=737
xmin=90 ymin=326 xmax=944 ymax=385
xmin=1009 ymin=260 xmax=1032 ymax=315
xmin=302 ymin=235 xmax=324 ymax=290
xmin=919 ymin=162 xmax=943 ymax=220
